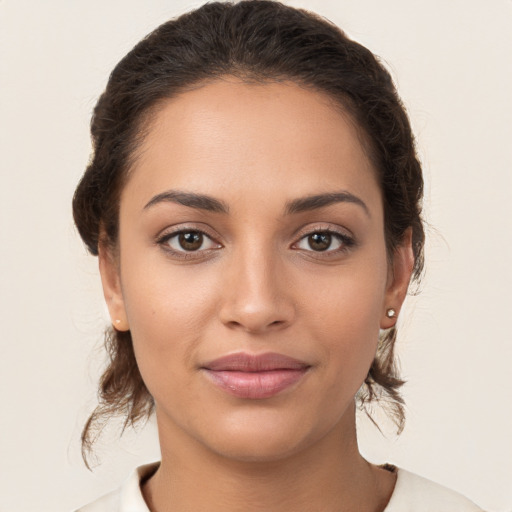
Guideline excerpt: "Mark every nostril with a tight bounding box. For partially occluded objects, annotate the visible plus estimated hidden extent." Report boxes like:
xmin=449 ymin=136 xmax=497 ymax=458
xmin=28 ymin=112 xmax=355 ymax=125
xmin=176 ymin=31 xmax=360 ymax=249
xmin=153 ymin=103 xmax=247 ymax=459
xmin=218 ymin=292 xmax=295 ymax=333
xmin=223 ymin=318 xmax=288 ymax=333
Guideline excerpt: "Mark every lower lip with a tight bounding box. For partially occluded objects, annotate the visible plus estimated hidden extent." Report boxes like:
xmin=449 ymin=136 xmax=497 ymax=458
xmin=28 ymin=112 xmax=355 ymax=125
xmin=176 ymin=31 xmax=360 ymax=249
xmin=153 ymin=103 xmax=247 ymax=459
xmin=202 ymin=368 xmax=308 ymax=399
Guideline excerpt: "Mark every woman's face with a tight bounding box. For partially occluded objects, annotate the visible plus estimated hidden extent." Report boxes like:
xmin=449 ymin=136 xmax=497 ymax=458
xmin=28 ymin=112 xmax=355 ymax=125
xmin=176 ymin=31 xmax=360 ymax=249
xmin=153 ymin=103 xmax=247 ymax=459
xmin=101 ymin=79 xmax=412 ymax=461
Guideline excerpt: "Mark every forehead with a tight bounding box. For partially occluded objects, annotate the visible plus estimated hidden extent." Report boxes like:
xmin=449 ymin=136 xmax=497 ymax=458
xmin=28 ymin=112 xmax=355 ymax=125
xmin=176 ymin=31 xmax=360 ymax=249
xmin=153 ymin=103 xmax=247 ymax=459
xmin=123 ymin=78 xmax=381 ymax=213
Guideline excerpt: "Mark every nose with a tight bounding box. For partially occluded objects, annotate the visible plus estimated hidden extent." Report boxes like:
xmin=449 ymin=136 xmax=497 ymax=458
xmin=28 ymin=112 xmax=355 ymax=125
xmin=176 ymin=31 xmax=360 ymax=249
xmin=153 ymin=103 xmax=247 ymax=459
xmin=218 ymin=245 xmax=295 ymax=334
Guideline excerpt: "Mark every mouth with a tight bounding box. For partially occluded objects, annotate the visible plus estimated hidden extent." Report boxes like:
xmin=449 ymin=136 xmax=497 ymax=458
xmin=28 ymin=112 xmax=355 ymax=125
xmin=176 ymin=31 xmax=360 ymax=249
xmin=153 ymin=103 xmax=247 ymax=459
xmin=200 ymin=352 xmax=311 ymax=399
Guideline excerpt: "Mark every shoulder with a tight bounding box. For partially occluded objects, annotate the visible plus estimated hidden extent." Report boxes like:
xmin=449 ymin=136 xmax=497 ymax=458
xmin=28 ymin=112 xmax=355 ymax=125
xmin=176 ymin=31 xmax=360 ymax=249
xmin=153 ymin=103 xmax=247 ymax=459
xmin=74 ymin=488 xmax=119 ymax=512
xmin=384 ymin=468 xmax=485 ymax=512
xmin=74 ymin=462 xmax=159 ymax=512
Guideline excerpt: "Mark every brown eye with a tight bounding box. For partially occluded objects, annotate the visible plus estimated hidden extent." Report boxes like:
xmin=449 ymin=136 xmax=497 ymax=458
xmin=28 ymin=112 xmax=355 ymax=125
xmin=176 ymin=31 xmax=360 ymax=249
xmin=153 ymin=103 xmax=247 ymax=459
xmin=294 ymin=230 xmax=351 ymax=254
xmin=178 ymin=231 xmax=203 ymax=251
xmin=307 ymin=232 xmax=332 ymax=251
xmin=162 ymin=230 xmax=220 ymax=254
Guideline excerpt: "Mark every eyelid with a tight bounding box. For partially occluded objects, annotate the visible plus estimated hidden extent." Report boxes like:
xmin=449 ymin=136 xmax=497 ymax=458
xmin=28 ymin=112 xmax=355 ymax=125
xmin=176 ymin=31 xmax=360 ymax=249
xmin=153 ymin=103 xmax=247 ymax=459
xmin=292 ymin=223 xmax=354 ymax=242
xmin=156 ymin=222 xmax=220 ymax=240
xmin=155 ymin=224 xmax=223 ymax=258
xmin=154 ymin=222 xmax=355 ymax=259
xmin=290 ymin=223 xmax=356 ymax=254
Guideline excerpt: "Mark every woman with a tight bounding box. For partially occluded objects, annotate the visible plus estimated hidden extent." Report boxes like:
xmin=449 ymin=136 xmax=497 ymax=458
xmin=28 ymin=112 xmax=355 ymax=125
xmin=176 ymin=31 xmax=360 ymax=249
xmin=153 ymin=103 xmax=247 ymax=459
xmin=73 ymin=1 xmax=485 ymax=510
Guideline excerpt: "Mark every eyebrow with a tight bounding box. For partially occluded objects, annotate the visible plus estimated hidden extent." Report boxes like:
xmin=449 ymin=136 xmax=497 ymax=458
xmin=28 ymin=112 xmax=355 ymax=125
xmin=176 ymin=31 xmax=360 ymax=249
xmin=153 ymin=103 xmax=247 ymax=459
xmin=143 ymin=189 xmax=369 ymax=217
xmin=143 ymin=190 xmax=229 ymax=214
xmin=285 ymin=191 xmax=370 ymax=216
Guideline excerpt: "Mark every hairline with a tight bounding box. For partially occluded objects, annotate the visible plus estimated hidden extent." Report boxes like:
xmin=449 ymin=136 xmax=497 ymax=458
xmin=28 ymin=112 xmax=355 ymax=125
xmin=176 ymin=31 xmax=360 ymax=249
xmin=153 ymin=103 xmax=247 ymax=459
xmin=122 ymin=73 xmax=382 ymax=193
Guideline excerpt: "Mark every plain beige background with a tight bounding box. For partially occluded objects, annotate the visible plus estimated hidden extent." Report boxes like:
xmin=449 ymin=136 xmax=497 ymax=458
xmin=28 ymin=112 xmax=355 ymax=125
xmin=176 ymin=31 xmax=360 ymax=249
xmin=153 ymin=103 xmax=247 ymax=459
xmin=0 ymin=1 xmax=511 ymax=511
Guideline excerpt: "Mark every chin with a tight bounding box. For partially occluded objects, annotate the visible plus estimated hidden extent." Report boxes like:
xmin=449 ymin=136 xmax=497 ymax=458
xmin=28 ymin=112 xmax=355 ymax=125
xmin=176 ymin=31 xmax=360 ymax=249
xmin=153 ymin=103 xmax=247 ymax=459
xmin=198 ymin=409 xmax=327 ymax=464
xmin=209 ymin=433 xmax=307 ymax=464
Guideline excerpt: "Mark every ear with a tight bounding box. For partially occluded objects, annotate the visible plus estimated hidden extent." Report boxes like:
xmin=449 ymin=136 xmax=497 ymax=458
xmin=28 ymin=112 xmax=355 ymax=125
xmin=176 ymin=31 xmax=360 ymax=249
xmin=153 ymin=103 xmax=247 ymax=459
xmin=381 ymin=228 xmax=414 ymax=330
xmin=98 ymin=244 xmax=130 ymax=332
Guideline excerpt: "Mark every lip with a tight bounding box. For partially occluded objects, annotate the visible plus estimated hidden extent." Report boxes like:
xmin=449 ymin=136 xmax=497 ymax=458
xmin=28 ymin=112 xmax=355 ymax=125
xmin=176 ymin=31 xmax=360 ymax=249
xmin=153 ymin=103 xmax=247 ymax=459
xmin=200 ymin=352 xmax=311 ymax=399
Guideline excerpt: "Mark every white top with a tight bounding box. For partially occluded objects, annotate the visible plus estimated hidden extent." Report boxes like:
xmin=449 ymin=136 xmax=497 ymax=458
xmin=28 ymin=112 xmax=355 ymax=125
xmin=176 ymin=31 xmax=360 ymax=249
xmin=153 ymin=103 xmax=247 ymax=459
xmin=75 ymin=462 xmax=485 ymax=512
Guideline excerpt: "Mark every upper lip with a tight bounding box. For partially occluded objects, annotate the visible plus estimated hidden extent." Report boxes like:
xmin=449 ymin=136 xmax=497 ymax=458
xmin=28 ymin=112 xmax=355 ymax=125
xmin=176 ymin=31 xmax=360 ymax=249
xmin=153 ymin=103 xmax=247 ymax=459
xmin=201 ymin=352 xmax=310 ymax=372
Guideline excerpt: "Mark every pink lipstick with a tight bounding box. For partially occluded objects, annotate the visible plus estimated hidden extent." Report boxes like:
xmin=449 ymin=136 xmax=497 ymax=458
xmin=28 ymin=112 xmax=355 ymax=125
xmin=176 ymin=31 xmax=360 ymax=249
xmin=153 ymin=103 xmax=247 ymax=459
xmin=201 ymin=352 xmax=310 ymax=399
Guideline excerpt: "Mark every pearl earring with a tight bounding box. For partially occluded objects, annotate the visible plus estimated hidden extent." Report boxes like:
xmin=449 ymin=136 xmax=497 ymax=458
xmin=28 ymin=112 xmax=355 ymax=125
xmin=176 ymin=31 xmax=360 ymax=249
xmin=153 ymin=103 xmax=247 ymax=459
xmin=386 ymin=308 xmax=396 ymax=318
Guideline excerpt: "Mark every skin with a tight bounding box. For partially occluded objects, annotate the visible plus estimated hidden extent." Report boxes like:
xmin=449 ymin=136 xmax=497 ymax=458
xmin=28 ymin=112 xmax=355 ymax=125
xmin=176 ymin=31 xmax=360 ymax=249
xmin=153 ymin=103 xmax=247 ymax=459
xmin=100 ymin=79 xmax=413 ymax=512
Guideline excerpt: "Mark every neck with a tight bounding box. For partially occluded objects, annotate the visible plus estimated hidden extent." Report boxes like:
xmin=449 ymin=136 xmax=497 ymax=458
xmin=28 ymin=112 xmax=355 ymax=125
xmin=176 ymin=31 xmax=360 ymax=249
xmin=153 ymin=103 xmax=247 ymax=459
xmin=142 ymin=405 xmax=395 ymax=512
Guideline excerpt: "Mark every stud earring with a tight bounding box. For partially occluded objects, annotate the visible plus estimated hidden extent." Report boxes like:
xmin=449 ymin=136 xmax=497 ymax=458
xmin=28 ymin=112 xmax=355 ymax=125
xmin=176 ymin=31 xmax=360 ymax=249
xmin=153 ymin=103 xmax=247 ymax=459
xmin=115 ymin=319 xmax=121 ymax=325
xmin=386 ymin=308 xmax=396 ymax=318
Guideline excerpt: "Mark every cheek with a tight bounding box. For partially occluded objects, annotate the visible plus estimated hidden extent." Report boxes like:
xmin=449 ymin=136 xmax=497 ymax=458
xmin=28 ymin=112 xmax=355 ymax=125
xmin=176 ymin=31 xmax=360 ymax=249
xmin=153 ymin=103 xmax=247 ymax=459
xmin=118 ymin=250 xmax=221 ymax=392
xmin=299 ymin=257 xmax=388 ymax=386
xmin=314 ymin=291 xmax=381 ymax=371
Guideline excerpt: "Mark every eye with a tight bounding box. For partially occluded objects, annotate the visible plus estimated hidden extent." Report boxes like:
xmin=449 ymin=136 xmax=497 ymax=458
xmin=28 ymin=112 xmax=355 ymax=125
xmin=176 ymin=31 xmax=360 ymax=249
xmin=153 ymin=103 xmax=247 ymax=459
xmin=294 ymin=230 xmax=354 ymax=253
xmin=160 ymin=230 xmax=220 ymax=253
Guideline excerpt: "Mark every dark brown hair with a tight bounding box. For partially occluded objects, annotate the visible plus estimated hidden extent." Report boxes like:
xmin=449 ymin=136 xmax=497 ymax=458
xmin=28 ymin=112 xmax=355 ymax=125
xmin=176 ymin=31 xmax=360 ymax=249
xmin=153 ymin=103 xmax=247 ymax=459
xmin=73 ymin=0 xmax=424 ymax=466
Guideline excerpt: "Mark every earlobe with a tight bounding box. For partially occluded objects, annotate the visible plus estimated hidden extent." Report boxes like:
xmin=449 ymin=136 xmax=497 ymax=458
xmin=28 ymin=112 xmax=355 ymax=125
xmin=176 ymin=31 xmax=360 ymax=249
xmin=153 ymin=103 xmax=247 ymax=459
xmin=98 ymin=244 xmax=130 ymax=331
xmin=381 ymin=228 xmax=414 ymax=330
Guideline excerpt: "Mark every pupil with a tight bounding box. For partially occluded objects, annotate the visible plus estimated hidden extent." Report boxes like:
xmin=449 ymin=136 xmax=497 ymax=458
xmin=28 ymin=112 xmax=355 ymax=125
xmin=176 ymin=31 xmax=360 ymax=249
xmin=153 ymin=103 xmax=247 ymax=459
xmin=309 ymin=232 xmax=331 ymax=251
xmin=179 ymin=232 xmax=203 ymax=251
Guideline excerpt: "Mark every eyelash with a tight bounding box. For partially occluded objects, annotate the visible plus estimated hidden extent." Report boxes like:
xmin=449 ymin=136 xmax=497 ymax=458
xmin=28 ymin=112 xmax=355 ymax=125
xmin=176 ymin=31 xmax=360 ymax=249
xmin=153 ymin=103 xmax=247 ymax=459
xmin=156 ymin=227 xmax=221 ymax=260
xmin=156 ymin=225 xmax=355 ymax=260
xmin=290 ymin=225 xmax=356 ymax=259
